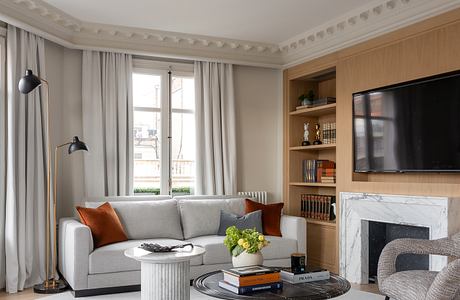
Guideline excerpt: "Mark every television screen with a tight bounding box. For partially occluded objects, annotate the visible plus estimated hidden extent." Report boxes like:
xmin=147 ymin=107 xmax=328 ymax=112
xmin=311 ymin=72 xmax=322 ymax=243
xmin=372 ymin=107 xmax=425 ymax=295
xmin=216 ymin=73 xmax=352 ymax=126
xmin=353 ymin=71 xmax=460 ymax=172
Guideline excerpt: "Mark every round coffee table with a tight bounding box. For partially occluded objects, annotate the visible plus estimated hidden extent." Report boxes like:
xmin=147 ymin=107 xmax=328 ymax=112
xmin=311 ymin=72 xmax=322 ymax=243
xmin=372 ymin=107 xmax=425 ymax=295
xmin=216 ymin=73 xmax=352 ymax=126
xmin=125 ymin=246 xmax=205 ymax=300
xmin=193 ymin=270 xmax=350 ymax=300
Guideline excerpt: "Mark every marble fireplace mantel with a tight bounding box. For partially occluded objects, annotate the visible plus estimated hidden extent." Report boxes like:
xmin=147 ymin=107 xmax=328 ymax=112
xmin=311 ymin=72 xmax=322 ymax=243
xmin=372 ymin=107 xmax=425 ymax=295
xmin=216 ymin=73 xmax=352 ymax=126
xmin=339 ymin=192 xmax=460 ymax=284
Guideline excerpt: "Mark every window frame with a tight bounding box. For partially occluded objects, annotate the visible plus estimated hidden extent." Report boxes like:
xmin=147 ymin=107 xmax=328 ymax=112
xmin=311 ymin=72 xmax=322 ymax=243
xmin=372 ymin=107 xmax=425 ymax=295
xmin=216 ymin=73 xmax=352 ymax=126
xmin=132 ymin=59 xmax=194 ymax=195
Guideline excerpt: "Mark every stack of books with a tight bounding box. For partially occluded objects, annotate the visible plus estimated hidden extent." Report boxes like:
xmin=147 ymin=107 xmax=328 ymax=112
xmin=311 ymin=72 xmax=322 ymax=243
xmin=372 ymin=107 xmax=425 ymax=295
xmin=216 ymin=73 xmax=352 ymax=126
xmin=302 ymin=160 xmax=336 ymax=183
xmin=219 ymin=266 xmax=282 ymax=295
xmin=300 ymin=194 xmax=336 ymax=221
xmin=322 ymin=122 xmax=336 ymax=144
xmin=280 ymin=267 xmax=330 ymax=284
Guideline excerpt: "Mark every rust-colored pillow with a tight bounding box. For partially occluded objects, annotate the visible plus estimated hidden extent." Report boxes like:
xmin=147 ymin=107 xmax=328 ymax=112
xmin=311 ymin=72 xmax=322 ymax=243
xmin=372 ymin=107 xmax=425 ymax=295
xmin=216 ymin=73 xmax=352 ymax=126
xmin=245 ymin=199 xmax=284 ymax=237
xmin=76 ymin=202 xmax=128 ymax=248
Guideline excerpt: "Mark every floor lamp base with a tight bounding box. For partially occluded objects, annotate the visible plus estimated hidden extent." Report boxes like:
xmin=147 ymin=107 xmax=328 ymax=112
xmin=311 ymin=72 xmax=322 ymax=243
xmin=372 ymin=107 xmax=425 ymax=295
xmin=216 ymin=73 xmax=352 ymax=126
xmin=34 ymin=279 xmax=68 ymax=294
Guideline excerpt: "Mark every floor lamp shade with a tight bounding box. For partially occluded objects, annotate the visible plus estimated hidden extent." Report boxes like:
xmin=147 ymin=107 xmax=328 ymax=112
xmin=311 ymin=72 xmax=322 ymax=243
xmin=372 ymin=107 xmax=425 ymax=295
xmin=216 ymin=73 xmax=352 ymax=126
xmin=69 ymin=136 xmax=88 ymax=154
xmin=18 ymin=69 xmax=42 ymax=94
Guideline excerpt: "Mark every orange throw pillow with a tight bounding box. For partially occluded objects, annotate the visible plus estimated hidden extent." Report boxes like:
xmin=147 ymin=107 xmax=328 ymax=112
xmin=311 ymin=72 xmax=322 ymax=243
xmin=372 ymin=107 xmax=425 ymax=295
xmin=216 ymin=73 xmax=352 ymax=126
xmin=76 ymin=202 xmax=128 ymax=248
xmin=245 ymin=199 xmax=284 ymax=237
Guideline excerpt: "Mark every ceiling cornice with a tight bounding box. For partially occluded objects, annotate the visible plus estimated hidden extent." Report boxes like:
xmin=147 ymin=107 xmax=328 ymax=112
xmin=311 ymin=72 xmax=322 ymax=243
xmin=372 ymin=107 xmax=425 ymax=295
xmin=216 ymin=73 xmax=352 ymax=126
xmin=279 ymin=0 xmax=460 ymax=68
xmin=0 ymin=0 xmax=459 ymax=68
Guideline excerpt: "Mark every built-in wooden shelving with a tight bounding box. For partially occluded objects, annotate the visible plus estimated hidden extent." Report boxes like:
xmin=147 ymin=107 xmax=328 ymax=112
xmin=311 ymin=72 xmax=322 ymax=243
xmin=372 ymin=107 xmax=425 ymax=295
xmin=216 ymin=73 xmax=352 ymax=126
xmin=284 ymin=66 xmax=338 ymax=273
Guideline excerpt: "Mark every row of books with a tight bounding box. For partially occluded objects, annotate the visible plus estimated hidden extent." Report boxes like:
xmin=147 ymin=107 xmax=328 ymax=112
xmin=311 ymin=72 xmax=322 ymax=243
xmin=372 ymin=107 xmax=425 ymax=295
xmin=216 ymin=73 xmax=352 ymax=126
xmin=301 ymin=194 xmax=336 ymax=221
xmin=220 ymin=266 xmax=282 ymax=295
xmin=302 ymin=160 xmax=336 ymax=183
xmin=219 ymin=266 xmax=330 ymax=295
xmin=322 ymin=122 xmax=336 ymax=144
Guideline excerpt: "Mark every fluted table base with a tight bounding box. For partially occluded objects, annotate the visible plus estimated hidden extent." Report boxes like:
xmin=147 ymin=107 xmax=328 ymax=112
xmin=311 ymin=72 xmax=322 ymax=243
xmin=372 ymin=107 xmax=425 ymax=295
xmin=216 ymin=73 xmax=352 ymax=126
xmin=141 ymin=260 xmax=190 ymax=300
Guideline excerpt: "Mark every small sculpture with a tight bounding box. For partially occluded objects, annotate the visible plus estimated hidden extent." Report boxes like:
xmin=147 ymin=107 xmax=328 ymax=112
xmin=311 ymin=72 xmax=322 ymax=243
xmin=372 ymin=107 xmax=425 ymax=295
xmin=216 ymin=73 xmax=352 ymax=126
xmin=302 ymin=122 xmax=310 ymax=146
xmin=313 ymin=123 xmax=322 ymax=145
xmin=139 ymin=243 xmax=194 ymax=253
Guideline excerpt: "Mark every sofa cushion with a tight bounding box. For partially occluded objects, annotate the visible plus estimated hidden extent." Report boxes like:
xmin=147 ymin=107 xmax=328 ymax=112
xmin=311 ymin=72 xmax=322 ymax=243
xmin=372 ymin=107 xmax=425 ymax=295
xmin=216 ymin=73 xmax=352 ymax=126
xmin=245 ymin=199 xmax=284 ymax=237
xmin=217 ymin=210 xmax=263 ymax=236
xmin=76 ymin=202 xmax=128 ymax=248
xmin=89 ymin=239 xmax=202 ymax=274
xmin=188 ymin=235 xmax=297 ymax=265
xmin=178 ymin=198 xmax=245 ymax=239
xmin=86 ymin=199 xmax=183 ymax=240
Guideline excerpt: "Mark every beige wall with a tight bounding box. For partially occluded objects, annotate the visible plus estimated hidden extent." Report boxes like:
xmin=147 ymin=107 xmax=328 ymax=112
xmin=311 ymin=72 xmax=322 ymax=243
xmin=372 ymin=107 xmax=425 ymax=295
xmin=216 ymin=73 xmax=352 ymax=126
xmin=45 ymin=44 xmax=284 ymax=217
xmin=234 ymin=65 xmax=283 ymax=202
xmin=45 ymin=41 xmax=84 ymax=218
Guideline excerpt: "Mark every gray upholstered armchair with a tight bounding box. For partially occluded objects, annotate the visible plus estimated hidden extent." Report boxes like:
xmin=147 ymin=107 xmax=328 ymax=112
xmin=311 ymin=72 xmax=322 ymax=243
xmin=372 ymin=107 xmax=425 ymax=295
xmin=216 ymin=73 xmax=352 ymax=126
xmin=378 ymin=233 xmax=460 ymax=300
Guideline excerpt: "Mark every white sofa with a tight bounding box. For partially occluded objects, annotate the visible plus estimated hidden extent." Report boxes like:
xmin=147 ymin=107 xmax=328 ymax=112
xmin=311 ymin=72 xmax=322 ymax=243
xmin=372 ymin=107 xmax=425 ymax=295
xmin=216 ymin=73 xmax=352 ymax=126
xmin=59 ymin=195 xmax=306 ymax=297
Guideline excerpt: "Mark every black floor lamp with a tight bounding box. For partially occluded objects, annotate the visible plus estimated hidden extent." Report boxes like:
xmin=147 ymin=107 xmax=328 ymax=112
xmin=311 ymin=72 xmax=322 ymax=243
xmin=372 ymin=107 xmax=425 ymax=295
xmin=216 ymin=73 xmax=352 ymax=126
xmin=18 ymin=69 xmax=88 ymax=293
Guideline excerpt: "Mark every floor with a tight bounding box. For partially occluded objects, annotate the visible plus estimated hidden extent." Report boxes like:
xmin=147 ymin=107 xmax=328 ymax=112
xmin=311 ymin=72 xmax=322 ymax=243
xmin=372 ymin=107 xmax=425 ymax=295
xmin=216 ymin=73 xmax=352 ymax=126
xmin=0 ymin=284 xmax=382 ymax=300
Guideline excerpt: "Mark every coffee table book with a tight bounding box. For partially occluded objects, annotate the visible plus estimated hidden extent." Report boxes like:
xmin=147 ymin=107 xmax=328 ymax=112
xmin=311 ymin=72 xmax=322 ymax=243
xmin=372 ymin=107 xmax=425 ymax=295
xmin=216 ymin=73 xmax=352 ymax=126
xmin=280 ymin=267 xmax=330 ymax=284
xmin=222 ymin=266 xmax=278 ymax=277
xmin=218 ymin=280 xmax=283 ymax=295
xmin=223 ymin=271 xmax=280 ymax=287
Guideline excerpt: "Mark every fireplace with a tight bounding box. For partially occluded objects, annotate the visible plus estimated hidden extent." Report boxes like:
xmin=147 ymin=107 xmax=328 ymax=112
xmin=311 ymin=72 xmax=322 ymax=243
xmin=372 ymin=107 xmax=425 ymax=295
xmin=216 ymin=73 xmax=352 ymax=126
xmin=339 ymin=192 xmax=460 ymax=284
xmin=368 ymin=221 xmax=429 ymax=283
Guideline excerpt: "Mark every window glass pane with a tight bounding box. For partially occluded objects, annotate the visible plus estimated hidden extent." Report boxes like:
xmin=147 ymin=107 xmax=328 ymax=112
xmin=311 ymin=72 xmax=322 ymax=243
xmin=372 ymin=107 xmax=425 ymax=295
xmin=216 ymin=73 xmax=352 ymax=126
xmin=172 ymin=77 xmax=195 ymax=110
xmin=133 ymin=111 xmax=161 ymax=193
xmin=171 ymin=112 xmax=195 ymax=196
xmin=133 ymin=73 xmax=161 ymax=108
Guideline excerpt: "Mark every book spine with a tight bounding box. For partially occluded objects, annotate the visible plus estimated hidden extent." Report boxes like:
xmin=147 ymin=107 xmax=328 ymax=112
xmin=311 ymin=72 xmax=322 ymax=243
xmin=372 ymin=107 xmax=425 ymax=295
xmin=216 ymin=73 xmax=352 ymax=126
xmin=239 ymin=282 xmax=283 ymax=294
xmin=224 ymin=272 xmax=281 ymax=287
xmin=292 ymin=273 xmax=330 ymax=284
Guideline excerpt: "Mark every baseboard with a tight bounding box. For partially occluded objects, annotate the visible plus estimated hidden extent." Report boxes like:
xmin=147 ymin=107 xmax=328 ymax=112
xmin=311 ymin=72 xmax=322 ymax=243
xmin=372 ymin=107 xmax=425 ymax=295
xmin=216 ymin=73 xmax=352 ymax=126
xmin=72 ymin=285 xmax=140 ymax=297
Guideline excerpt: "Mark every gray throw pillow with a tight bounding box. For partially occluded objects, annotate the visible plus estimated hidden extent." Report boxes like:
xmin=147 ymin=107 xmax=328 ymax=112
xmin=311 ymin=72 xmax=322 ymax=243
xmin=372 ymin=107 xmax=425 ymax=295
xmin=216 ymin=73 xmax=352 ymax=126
xmin=217 ymin=210 xmax=263 ymax=236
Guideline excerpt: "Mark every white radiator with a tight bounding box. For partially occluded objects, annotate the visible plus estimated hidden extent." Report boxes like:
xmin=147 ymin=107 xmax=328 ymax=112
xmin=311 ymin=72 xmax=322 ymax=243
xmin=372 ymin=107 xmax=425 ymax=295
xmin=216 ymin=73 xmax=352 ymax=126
xmin=238 ymin=191 xmax=268 ymax=205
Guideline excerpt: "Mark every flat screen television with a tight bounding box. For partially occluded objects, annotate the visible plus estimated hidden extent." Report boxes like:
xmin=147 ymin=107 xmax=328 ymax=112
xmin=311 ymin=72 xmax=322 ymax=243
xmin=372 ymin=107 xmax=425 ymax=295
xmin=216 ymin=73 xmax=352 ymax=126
xmin=353 ymin=70 xmax=460 ymax=173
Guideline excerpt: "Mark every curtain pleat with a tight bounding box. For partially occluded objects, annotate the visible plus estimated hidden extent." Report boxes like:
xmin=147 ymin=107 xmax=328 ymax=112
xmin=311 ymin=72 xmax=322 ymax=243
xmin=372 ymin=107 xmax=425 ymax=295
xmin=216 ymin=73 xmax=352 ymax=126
xmin=194 ymin=61 xmax=237 ymax=195
xmin=2 ymin=24 xmax=47 ymax=293
xmin=82 ymin=51 xmax=133 ymax=197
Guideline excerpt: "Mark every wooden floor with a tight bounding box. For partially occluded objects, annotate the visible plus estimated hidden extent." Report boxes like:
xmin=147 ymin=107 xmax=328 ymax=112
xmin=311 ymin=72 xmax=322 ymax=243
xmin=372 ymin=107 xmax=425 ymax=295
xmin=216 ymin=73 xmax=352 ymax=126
xmin=0 ymin=284 xmax=382 ymax=299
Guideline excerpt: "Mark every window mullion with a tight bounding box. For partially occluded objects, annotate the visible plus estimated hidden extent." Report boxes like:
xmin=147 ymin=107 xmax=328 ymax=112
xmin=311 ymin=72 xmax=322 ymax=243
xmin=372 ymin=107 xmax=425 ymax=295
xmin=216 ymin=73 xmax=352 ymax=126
xmin=159 ymin=71 xmax=170 ymax=195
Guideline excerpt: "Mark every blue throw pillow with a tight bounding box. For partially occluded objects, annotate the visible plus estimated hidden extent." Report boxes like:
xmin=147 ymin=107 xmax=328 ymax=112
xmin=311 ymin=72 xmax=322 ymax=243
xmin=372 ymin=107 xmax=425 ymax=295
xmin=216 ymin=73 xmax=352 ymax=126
xmin=217 ymin=210 xmax=263 ymax=236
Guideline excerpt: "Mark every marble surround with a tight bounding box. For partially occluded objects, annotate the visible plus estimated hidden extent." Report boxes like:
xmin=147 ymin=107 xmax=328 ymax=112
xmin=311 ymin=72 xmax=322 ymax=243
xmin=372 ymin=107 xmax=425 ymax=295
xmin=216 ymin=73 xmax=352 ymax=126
xmin=340 ymin=192 xmax=460 ymax=284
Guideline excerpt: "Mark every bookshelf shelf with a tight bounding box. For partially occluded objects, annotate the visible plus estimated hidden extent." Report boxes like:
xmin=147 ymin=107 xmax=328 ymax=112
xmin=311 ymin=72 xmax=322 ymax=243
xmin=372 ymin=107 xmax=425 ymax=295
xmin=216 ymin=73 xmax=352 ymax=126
xmin=289 ymin=182 xmax=336 ymax=188
xmin=305 ymin=218 xmax=337 ymax=227
xmin=289 ymin=103 xmax=336 ymax=117
xmin=290 ymin=144 xmax=336 ymax=151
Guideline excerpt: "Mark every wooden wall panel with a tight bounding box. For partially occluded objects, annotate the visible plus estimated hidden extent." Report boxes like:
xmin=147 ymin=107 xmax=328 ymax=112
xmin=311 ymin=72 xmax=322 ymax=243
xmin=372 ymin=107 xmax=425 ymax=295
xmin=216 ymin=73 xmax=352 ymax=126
xmin=284 ymin=8 xmax=460 ymax=274
xmin=337 ymin=12 xmax=460 ymax=198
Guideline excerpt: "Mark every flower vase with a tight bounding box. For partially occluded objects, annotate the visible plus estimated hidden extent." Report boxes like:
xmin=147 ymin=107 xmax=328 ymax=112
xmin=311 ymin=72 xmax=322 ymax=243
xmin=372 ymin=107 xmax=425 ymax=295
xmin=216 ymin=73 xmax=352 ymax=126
xmin=232 ymin=250 xmax=263 ymax=268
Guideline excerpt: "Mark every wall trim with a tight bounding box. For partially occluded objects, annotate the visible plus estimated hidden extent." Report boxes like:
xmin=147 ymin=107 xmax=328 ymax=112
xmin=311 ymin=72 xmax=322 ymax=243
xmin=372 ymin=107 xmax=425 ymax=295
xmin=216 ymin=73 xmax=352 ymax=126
xmin=0 ymin=0 xmax=459 ymax=68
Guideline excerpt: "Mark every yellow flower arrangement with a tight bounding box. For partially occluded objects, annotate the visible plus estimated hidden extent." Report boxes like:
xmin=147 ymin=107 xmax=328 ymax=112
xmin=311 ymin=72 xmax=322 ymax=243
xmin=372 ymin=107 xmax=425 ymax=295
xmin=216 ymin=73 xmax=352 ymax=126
xmin=224 ymin=226 xmax=270 ymax=257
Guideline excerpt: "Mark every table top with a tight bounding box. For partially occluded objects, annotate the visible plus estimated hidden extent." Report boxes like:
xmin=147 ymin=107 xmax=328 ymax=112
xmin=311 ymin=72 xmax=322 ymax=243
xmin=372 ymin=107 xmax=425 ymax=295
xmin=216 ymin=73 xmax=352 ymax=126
xmin=193 ymin=270 xmax=351 ymax=300
xmin=124 ymin=245 xmax=205 ymax=263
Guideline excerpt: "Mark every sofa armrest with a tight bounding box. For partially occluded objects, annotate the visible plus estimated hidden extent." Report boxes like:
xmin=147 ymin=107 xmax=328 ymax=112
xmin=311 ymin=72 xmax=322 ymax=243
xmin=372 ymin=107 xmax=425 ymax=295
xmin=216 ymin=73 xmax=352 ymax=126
xmin=280 ymin=215 xmax=306 ymax=254
xmin=59 ymin=217 xmax=93 ymax=290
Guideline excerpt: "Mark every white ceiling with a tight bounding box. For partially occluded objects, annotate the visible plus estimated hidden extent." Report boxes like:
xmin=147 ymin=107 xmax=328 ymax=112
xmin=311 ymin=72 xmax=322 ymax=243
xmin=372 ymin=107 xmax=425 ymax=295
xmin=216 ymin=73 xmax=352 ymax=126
xmin=43 ymin=0 xmax=371 ymax=44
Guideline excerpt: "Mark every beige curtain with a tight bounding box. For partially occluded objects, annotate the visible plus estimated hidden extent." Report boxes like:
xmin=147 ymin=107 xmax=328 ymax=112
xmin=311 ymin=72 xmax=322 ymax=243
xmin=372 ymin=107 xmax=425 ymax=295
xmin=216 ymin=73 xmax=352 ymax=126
xmin=2 ymin=25 xmax=48 ymax=293
xmin=82 ymin=51 xmax=134 ymax=197
xmin=194 ymin=61 xmax=237 ymax=195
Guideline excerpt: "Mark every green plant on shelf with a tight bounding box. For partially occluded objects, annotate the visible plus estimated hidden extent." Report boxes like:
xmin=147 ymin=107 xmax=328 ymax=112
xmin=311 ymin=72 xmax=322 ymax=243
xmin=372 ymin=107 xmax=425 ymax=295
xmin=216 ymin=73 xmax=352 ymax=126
xmin=298 ymin=90 xmax=315 ymax=106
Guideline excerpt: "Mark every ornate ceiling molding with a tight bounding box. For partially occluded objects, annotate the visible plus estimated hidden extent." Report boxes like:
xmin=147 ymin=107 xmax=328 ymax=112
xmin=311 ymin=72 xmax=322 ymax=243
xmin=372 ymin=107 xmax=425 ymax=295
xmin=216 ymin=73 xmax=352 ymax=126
xmin=0 ymin=0 xmax=459 ymax=68
xmin=279 ymin=0 xmax=460 ymax=67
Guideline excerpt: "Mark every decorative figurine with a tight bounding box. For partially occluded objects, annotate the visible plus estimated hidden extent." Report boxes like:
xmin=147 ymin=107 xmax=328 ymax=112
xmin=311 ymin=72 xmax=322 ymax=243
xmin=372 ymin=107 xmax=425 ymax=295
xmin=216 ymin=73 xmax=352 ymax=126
xmin=313 ymin=123 xmax=322 ymax=145
xmin=302 ymin=122 xmax=310 ymax=146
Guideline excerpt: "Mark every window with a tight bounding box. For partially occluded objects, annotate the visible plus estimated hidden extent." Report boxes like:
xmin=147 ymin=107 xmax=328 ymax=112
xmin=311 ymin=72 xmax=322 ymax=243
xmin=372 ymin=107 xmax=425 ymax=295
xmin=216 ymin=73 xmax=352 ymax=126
xmin=132 ymin=60 xmax=195 ymax=196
